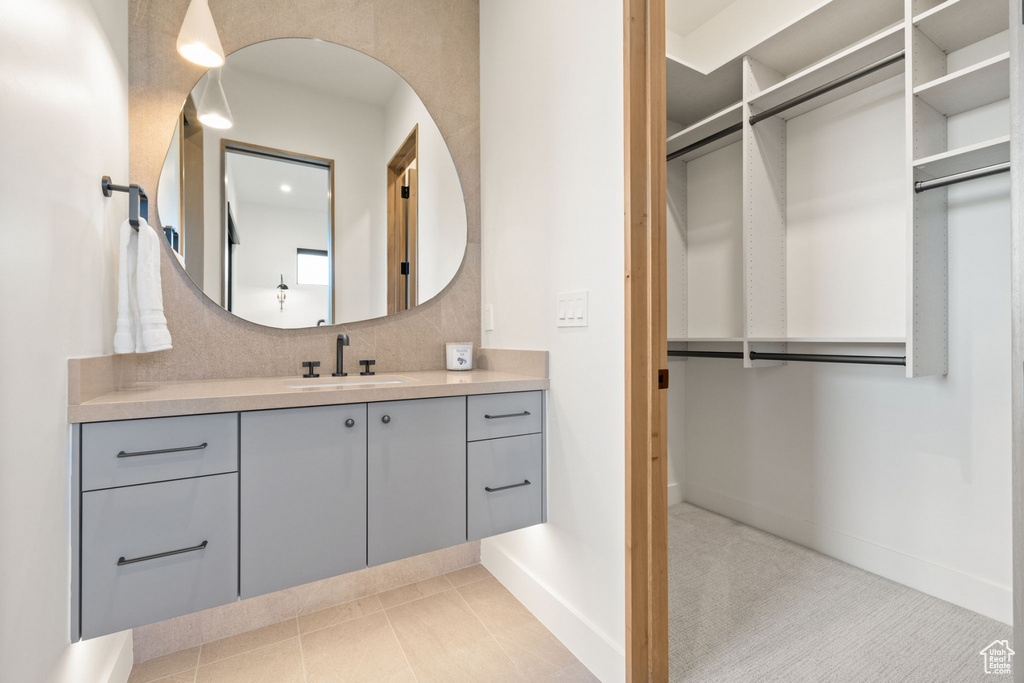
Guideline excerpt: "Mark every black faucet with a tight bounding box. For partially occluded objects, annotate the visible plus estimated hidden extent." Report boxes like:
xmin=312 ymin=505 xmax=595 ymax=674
xmin=333 ymin=334 xmax=350 ymax=377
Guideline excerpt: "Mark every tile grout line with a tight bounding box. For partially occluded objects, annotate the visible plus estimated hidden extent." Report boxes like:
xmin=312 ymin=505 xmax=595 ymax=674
xmin=296 ymin=594 xmax=385 ymax=639
xmin=454 ymin=579 xmax=576 ymax=676
xmin=381 ymin=604 xmax=421 ymax=683
xmin=447 ymin=587 xmax=528 ymax=681
xmin=296 ymin=617 xmax=310 ymax=683
xmin=377 ymin=573 xmax=455 ymax=610
xmin=194 ymin=617 xmax=301 ymax=669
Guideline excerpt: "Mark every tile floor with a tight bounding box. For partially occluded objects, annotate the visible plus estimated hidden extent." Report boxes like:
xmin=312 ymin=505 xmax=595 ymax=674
xmin=127 ymin=564 xmax=598 ymax=683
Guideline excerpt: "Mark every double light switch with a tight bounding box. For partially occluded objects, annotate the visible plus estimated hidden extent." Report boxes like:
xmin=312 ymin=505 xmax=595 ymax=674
xmin=557 ymin=290 xmax=588 ymax=328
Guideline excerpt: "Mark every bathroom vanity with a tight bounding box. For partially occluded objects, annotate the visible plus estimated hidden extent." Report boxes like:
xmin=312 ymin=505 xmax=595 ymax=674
xmin=67 ymin=369 xmax=548 ymax=640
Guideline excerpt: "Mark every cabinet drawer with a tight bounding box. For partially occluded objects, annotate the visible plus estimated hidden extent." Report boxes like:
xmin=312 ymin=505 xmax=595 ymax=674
xmin=81 ymin=473 xmax=238 ymax=639
xmin=82 ymin=413 xmax=238 ymax=490
xmin=467 ymin=391 xmax=542 ymax=442
xmin=468 ymin=434 xmax=543 ymax=541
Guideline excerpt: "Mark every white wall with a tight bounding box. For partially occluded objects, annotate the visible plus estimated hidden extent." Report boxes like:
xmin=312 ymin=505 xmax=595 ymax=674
xmin=480 ymin=2 xmax=625 ymax=681
xmin=384 ymin=83 xmax=468 ymax=306
xmin=676 ymin=77 xmax=1013 ymax=622
xmin=156 ymin=118 xmax=181 ymax=242
xmin=231 ymin=204 xmax=331 ymax=328
xmin=0 ymin=0 xmax=133 ymax=681
xmin=668 ymin=0 xmax=833 ymax=73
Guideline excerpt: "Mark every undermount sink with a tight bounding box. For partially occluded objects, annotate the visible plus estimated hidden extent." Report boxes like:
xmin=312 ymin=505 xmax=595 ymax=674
xmin=284 ymin=375 xmax=409 ymax=389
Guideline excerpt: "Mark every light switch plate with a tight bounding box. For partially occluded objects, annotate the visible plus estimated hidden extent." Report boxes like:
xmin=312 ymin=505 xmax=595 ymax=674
xmin=484 ymin=304 xmax=494 ymax=331
xmin=557 ymin=290 xmax=588 ymax=327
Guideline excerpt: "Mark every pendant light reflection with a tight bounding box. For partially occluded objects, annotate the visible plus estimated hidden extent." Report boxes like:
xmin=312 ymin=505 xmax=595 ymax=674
xmin=176 ymin=0 xmax=225 ymax=67
xmin=276 ymin=275 xmax=289 ymax=311
xmin=198 ymin=67 xmax=233 ymax=129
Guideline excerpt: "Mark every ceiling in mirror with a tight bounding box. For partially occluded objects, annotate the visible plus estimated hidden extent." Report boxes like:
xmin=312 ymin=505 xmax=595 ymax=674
xmin=157 ymin=38 xmax=468 ymax=329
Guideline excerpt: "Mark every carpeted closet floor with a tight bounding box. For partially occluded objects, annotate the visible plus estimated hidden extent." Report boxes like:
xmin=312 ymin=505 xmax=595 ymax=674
xmin=669 ymin=503 xmax=1011 ymax=682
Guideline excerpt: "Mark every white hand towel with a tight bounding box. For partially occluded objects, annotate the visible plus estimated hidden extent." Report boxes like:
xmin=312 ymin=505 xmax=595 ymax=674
xmin=113 ymin=219 xmax=139 ymax=354
xmin=113 ymin=218 xmax=173 ymax=353
xmin=136 ymin=218 xmax=172 ymax=352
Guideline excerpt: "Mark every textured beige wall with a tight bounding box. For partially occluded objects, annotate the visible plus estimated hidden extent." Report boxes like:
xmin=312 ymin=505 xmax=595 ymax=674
xmin=128 ymin=0 xmax=480 ymax=381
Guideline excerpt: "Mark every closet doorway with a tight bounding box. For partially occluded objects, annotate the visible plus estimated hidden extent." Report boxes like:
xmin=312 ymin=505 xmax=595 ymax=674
xmin=649 ymin=0 xmax=1023 ymax=681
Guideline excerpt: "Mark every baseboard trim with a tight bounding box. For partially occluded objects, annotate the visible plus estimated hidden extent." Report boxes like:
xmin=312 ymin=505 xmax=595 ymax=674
xmin=481 ymin=539 xmax=625 ymax=682
xmin=101 ymin=630 xmax=133 ymax=683
xmin=667 ymin=482 xmax=683 ymax=506
xmin=684 ymin=483 xmax=1012 ymax=625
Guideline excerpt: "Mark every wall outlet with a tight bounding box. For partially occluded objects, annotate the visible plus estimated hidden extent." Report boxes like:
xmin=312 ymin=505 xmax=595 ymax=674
xmin=557 ymin=291 xmax=588 ymax=327
xmin=484 ymin=304 xmax=495 ymax=331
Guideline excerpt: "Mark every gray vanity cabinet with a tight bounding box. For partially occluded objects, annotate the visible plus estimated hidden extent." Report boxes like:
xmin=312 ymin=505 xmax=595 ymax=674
xmin=367 ymin=397 xmax=467 ymax=566
xmin=240 ymin=404 xmax=367 ymax=598
xmin=73 ymin=387 xmax=546 ymax=641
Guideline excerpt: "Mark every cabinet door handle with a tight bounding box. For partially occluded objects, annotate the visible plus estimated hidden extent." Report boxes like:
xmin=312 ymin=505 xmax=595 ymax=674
xmin=381 ymin=415 xmax=391 ymax=424
xmin=484 ymin=411 xmax=531 ymax=420
xmin=485 ymin=479 xmax=531 ymax=493
xmin=345 ymin=418 xmax=355 ymax=428
xmin=116 ymin=443 xmax=208 ymax=458
xmin=117 ymin=540 xmax=208 ymax=566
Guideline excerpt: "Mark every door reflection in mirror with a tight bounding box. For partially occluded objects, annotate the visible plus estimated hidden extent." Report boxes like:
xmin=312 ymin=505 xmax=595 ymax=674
xmin=223 ymin=145 xmax=333 ymax=329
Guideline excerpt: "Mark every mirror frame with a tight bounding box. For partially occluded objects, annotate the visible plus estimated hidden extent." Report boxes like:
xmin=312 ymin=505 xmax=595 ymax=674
xmin=218 ymin=138 xmax=337 ymax=324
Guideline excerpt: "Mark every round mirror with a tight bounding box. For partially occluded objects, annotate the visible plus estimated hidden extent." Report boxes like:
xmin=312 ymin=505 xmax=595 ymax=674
xmin=157 ymin=39 xmax=468 ymax=329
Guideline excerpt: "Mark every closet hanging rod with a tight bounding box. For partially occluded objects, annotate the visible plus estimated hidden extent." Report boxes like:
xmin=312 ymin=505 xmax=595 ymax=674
xmin=667 ymin=122 xmax=744 ymax=162
xmin=101 ymin=176 xmax=149 ymax=231
xmin=668 ymin=350 xmax=744 ymax=359
xmin=914 ymin=162 xmax=1011 ymax=193
xmin=748 ymin=351 xmax=905 ymax=366
xmin=749 ymin=51 xmax=906 ymax=126
xmin=668 ymin=349 xmax=906 ymax=366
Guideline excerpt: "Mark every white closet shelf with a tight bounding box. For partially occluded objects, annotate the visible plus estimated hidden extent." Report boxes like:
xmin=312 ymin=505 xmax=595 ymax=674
xmin=748 ymin=24 xmax=905 ymax=122
xmin=914 ymin=53 xmax=1009 ymax=116
xmin=747 ymin=337 xmax=907 ymax=344
xmin=667 ymin=102 xmax=743 ymax=162
xmin=668 ymin=337 xmax=745 ymax=343
xmin=913 ymin=136 xmax=1011 ymax=179
xmin=912 ymin=0 xmax=1008 ymax=54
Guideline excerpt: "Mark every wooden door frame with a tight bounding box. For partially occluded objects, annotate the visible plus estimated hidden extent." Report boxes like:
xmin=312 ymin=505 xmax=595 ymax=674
xmin=1011 ymin=1 xmax=1023 ymax=681
xmin=387 ymin=126 xmax=419 ymax=315
xmin=623 ymin=0 xmax=669 ymax=680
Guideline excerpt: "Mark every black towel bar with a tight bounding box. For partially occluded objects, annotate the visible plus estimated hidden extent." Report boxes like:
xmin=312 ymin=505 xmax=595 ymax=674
xmin=101 ymin=176 xmax=150 ymax=231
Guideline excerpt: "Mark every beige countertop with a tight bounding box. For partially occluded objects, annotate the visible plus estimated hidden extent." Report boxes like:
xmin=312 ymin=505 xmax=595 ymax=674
xmin=68 ymin=369 xmax=550 ymax=423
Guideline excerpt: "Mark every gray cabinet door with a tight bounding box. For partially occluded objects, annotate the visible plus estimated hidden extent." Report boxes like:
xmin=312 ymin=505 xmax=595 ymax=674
xmin=81 ymin=473 xmax=238 ymax=638
xmin=240 ymin=404 xmax=367 ymax=598
xmin=367 ymin=397 xmax=466 ymax=566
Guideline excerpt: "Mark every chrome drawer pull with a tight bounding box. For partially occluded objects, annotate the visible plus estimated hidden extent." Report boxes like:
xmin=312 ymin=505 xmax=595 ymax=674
xmin=117 ymin=540 xmax=208 ymax=566
xmin=485 ymin=479 xmax=531 ymax=493
xmin=484 ymin=411 xmax=531 ymax=420
xmin=117 ymin=443 xmax=208 ymax=458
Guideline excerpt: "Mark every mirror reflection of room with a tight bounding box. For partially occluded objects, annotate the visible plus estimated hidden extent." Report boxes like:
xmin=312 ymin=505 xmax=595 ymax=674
xmin=224 ymin=148 xmax=332 ymax=328
xmin=156 ymin=38 xmax=468 ymax=329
